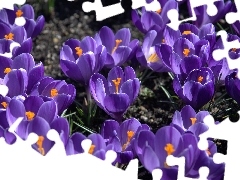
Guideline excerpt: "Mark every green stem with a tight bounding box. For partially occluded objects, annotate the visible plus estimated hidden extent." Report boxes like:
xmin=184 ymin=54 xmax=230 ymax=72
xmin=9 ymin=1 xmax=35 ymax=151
xmin=85 ymin=86 xmax=92 ymax=126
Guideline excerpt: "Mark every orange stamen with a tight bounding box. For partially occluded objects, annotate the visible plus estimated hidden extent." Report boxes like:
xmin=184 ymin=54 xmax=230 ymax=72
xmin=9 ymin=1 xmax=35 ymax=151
xmin=198 ymin=76 xmax=203 ymax=83
xmin=4 ymin=33 xmax=14 ymax=40
xmin=183 ymin=48 xmax=190 ymax=57
xmin=4 ymin=68 xmax=11 ymax=74
xmin=122 ymin=131 xmax=134 ymax=151
xmin=111 ymin=39 xmax=122 ymax=54
xmin=190 ymin=117 xmax=197 ymax=125
xmin=75 ymin=47 xmax=83 ymax=57
xmin=25 ymin=111 xmax=35 ymax=121
xmin=206 ymin=149 xmax=211 ymax=156
xmin=148 ymin=53 xmax=159 ymax=62
xmin=162 ymin=39 xmax=165 ymax=43
xmin=164 ymin=143 xmax=175 ymax=156
xmin=112 ymin=78 xmax=121 ymax=94
xmin=37 ymin=136 xmax=45 ymax=156
xmin=50 ymin=89 xmax=58 ymax=97
xmin=88 ymin=145 xmax=96 ymax=154
xmin=1 ymin=102 xmax=7 ymax=109
xmin=182 ymin=31 xmax=192 ymax=35
xmin=156 ymin=9 xmax=162 ymax=14
xmin=232 ymin=48 xmax=237 ymax=52
xmin=16 ymin=10 xmax=23 ymax=17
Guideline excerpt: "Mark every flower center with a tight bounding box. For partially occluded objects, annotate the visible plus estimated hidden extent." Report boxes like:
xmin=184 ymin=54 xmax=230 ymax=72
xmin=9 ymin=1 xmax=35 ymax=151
xmin=182 ymin=30 xmax=192 ymax=35
xmin=198 ymin=76 xmax=203 ymax=83
xmin=164 ymin=143 xmax=175 ymax=156
xmin=190 ymin=117 xmax=197 ymax=125
xmin=1 ymin=102 xmax=7 ymax=109
xmin=183 ymin=48 xmax=190 ymax=57
xmin=25 ymin=111 xmax=35 ymax=121
xmin=16 ymin=10 xmax=23 ymax=17
xmin=4 ymin=68 xmax=11 ymax=74
xmin=111 ymin=39 xmax=122 ymax=54
xmin=75 ymin=47 xmax=83 ymax=57
xmin=122 ymin=131 xmax=134 ymax=151
xmin=37 ymin=136 xmax=45 ymax=156
xmin=4 ymin=33 xmax=14 ymax=40
xmin=148 ymin=53 xmax=159 ymax=62
xmin=112 ymin=78 xmax=121 ymax=94
xmin=156 ymin=9 xmax=162 ymax=14
xmin=88 ymin=144 xmax=96 ymax=154
xmin=50 ymin=88 xmax=58 ymax=97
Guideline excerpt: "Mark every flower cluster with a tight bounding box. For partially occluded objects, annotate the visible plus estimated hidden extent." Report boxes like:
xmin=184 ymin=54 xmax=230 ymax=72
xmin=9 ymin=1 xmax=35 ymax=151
xmin=1 ymin=1 xmax=240 ymax=179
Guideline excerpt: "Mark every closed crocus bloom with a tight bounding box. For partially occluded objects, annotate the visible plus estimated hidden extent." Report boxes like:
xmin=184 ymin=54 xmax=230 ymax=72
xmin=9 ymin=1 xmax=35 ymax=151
xmin=136 ymin=30 xmax=171 ymax=72
xmin=6 ymin=97 xmax=57 ymax=140
xmin=225 ymin=71 xmax=240 ymax=105
xmin=94 ymin=26 xmax=138 ymax=68
xmin=173 ymin=67 xmax=215 ymax=110
xmin=60 ymin=37 xmax=106 ymax=85
xmin=30 ymin=76 xmax=76 ymax=115
xmin=90 ymin=66 xmax=140 ymax=121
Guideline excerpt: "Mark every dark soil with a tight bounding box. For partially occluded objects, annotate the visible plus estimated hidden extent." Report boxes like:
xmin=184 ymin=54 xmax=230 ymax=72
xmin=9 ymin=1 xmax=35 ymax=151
xmin=25 ymin=0 xmax=235 ymax=178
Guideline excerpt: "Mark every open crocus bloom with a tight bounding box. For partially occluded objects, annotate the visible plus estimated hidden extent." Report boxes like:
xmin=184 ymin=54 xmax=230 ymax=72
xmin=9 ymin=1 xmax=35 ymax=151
xmin=89 ymin=66 xmax=140 ymax=121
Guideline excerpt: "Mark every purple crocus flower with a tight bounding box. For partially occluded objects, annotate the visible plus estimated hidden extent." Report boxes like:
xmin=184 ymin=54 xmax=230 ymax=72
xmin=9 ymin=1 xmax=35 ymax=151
xmin=89 ymin=66 xmax=140 ymax=121
xmin=171 ymin=105 xmax=210 ymax=131
xmin=136 ymin=30 xmax=171 ymax=72
xmin=6 ymin=96 xmax=57 ymax=140
xmin=173 ymin=67 xmax=215 ymax=110
xmin=60 ymin=37 xmax=106 ymax=85
xmin=225 ymin=71 xmax=240 ymax=105
xmin=0 ymin=53 xmax=44 ymax=94
xmin=131 ymin=0 xmax=178 ymax=34
xmin=30 ymin=76 xmax=76 ymax=115
xmin=94 ymin=26 xmax=139 ymax=68
xmin=230 ymin=2 xmax=240 ymax=35
xmin=186 ymin=0 xmax=232 ymax=28
xmin=4 ymin=4 xmax=45 ymax=38
xmin=100 ymin=118 xmax=149 ymax=164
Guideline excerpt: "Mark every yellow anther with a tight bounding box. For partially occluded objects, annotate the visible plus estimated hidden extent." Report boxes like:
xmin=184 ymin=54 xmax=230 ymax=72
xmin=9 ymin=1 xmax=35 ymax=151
xmin=190 ymin=117 xmax=197 ymax=125
xmin=4 ymin=33 xmax=14 ymax=40
xmin=156 ymin=9 xmax=162 ymax=14
xmin=88 ymin=145 xmax=96 ymax=154
xmin=1 ymin=102 xmax=7 ymax=109
xmin=25 ymin=111 xmax=35 ymax=121
xmin=112 ymin=78 xmax=121 ymax=94
xmin=37 ymin=136 xmax=45 ymax=156
xmin=111 ymin=39 xmax=122 ymax=54
xmin=164 ymin=143 xmax=175 ymax=156
xmin=198 ymin=76 xmax=203 ymax=83
xmin=75 ymin=47 xmax=83 ymax=57
xmin=182 ymin=31 xmax=192 ymax=35
xmin=122 ymin=131 xmax=135 ymax=151
xmin=183 ymin=48 xmax=190 ymax=57
xmin=16 ymin=10 xmax=23 ymax=17
xmin=4 ymin=68 xmax=11 ymax=74
xmin=50 ymin=89 xmax=58 ymax=97
xmin=162 ymin=39 xmax=165 ymax=43
xmin=147 ymin=53 xmax=159 ymax=62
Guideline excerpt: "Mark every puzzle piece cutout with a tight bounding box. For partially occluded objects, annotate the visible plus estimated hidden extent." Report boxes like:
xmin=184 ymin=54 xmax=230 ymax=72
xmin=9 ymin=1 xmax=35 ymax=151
xmin=166 ymin=155 xmax=209 ymax=180
xmin=225 ymin=0 xmax=240 ymax=25
xmin=0 ymin=41 xmax=20 ymax=58
xmin=0 ymin=0 xmax=26 ymax=10
xmin=167 ymin=0 xmax=220 ymax=30
xmin=82 ymin=0 xmax=160 ymax=21
xmin=212 ymin=30 xmax=240 ymax=78
xmin=0 ymin=84 xmax=9 ymax=97
xmin=198 ymin=112 xmax=240 ymax=180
